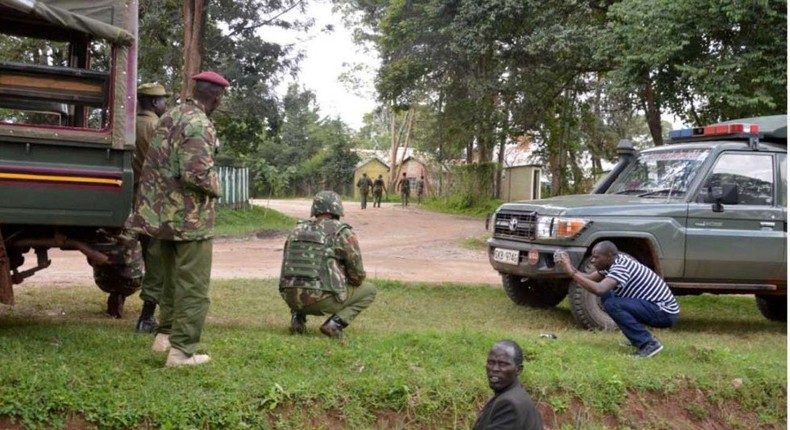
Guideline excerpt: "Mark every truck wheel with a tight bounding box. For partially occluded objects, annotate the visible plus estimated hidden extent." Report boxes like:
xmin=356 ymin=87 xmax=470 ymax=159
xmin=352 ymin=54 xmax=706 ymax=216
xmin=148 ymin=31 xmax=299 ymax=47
xmin=501 ymin=274 xmax=568 ymax=308
xmin=755 ymin=295 xmax=787 ymax=322
xmin=568 ymin=284 xmax=617 ymax=330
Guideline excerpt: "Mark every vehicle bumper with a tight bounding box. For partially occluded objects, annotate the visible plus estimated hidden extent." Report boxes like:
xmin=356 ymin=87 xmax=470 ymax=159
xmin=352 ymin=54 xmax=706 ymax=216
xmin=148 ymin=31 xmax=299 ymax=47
xmin=487 ymin=238 xmax=588 ymax=278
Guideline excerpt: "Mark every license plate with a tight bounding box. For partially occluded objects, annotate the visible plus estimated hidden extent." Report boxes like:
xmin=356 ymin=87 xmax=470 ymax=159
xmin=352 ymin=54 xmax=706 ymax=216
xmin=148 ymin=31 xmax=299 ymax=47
xmin=493 ymin=248 xmax=519 ymax=265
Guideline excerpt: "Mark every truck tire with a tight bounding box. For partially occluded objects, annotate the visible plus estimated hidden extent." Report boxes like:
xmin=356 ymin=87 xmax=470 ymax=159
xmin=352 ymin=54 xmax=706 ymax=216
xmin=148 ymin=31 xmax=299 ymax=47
xmin=567 ymin=256 xmax=617 ymax=330
xmin=501 ymin=274 xmax=568 ymax=308
xmin=755 ymin=295 xmax=787 ymax=322
xmin=568 ymin=284 xmax=617 ymax=330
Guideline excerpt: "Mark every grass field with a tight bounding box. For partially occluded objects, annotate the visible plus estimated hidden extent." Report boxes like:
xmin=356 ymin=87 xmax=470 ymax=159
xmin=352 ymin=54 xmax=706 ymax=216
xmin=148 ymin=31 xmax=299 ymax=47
xmin=0 ymin=279 xmax=785 ymax=429
xmin=215 ymin=205 xmax=296 ymax=237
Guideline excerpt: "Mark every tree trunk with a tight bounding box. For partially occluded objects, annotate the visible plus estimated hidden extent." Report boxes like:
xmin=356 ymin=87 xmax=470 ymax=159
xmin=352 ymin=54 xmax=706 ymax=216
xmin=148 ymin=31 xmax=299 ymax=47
xmin=643 ymin=79 xmax=664 ymax=146
xmin=182 ymin=0 xmax=206 ymax=100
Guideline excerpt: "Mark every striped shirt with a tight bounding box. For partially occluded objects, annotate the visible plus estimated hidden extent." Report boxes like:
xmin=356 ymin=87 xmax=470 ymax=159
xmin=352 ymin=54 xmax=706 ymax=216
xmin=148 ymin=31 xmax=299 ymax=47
xmin=599 ymin=254 xmax=680 ymax=314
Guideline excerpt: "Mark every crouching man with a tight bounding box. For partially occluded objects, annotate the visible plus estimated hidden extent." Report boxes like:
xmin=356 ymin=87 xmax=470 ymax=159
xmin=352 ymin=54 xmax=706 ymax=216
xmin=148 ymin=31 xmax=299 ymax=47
xmin=279 ymin=191 xmax=377 ymax=339
xmin=554 ymin=241 xmax=680 ymax=358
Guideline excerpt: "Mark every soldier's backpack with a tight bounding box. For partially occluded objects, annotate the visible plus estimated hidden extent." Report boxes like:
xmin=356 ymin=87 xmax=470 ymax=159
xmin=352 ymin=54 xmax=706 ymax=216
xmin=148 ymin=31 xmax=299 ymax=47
xmin=279 ymin=219 xmax=349 ymax=298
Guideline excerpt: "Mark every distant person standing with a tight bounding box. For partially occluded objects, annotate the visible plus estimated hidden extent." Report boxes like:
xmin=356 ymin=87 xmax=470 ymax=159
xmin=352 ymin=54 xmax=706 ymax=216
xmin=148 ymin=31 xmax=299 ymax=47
xmin=128 ymin=71 xmax=230 ymax=367
xmin=416 ymin=175 xmax=425 ymax=204
xmin=473 ymin=340 xmax=544 ymax=430
xmin=133 ymin=82 xmax=170 ymax=334
xmin=356 ymin=172 xmax=373 ymax=209
xmin=372 ymin=174 xmax=386 ymax=208
xmin=397 ymin=172 xmax=411 ymax=208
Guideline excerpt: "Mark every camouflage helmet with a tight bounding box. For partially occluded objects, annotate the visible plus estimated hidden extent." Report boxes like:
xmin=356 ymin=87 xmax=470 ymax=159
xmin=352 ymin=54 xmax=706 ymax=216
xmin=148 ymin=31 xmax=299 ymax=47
xmin=311 ymin=191 xmax=344 ymax=217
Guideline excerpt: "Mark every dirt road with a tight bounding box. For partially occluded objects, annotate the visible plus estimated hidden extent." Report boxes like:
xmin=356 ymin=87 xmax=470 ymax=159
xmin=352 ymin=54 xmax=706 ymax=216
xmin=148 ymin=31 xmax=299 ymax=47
xmin=24 ymin=199 xmax=500 ymax=287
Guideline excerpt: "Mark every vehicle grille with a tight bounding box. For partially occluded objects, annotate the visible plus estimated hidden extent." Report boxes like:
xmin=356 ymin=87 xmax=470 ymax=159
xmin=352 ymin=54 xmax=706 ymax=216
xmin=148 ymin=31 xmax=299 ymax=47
xmin=493 ymin=211 xmax=537 ymax=240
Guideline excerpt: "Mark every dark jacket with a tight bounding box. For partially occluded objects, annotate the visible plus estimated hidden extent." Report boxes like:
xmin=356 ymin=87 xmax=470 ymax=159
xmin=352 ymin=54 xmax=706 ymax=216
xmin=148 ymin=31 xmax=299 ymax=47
xmin=473 ymin=383 xmax=543 ymax=430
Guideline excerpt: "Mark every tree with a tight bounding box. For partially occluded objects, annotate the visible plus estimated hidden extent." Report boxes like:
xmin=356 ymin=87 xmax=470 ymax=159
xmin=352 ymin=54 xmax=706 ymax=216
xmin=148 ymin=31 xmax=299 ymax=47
xmin=603 ymin=0 xmax=787 ymax=134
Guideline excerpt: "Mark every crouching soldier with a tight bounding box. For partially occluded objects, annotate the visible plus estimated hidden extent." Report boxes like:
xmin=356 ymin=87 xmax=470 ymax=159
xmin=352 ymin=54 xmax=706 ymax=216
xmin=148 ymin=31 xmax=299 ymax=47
xmin=279 ymin=191 xmax=377 ymax=339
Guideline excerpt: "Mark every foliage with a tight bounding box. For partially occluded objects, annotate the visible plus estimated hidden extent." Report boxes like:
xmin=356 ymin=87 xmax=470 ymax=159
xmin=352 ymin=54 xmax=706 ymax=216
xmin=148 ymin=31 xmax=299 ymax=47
xmin=251 ymin=85 xmax=360 ymax=197
xmin=336 ymin=0 xmax=786 ymax=196
xmin=0 ymin=281 xmax=785 ymax=428
xmin=602 ymin=0 xmax=787 ymax=126
xmin=449 ymin=162 xmax=499 ymax=203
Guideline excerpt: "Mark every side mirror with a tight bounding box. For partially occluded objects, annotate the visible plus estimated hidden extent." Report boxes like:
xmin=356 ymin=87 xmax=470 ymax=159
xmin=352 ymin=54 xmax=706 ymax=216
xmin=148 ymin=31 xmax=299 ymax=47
xmin=711 ymin=183 xmax=738 ymax=212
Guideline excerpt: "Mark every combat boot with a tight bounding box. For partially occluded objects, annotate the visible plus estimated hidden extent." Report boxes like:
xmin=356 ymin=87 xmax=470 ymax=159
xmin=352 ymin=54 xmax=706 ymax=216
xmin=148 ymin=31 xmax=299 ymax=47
xmin=320 ymin=315 xmax=348 ymax=339
xmin=135 ymin=301 xmax=158 ymax=333
xmin=151 ymin=333 xmax=171 ymax=353
xmin=290 ymin=312 xmax=307 ymax=334
xmin=165 ymin=348 xmax=211 ymax=367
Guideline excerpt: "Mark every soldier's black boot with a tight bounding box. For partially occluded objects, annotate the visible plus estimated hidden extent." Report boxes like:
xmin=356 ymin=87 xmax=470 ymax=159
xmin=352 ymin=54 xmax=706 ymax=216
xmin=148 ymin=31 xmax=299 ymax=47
xmin=320 ymin=315 xmax=348 ymax=339
xmin=290 ymin=312 xmax=307 ymax=334
xmin=106 ymin=293 xmax=125 ymax=319
xmin=135 ymin=301 xmax=158 ymax=333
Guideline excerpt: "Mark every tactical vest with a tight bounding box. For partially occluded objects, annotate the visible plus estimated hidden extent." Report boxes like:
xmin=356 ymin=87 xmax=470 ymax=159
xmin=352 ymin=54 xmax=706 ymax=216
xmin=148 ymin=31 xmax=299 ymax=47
xmin=279 ymin=219 xmax=349 ymax=296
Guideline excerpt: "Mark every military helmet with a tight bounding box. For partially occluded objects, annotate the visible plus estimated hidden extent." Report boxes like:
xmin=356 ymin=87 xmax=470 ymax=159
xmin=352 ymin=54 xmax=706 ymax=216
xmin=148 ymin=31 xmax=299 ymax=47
xmin=311 ymin=191 xmax=344 ymax=217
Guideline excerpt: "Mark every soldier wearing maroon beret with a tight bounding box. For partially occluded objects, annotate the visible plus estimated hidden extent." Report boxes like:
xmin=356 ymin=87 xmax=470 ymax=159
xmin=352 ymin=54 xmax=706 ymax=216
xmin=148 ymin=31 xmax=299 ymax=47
xmin=128 ymin=71 xmax=229 ymax=367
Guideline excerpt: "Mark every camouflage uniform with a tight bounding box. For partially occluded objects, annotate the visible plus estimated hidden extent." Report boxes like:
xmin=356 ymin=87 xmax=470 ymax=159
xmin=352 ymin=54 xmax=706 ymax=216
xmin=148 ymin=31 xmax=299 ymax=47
xmin=356 ymin=174 xmax=373 ymax=209
xmin=398 ymin=176 xmax=411 ymax=207
xmin=127 ymin=98 xmax=220 ymax=356
xmin=416 ymin=177 xmax=425 ymax=204
xmin=372 ymin=176 xmax=386 ymax=208
xmin=133 ymin=83 xmax=168 ymax=327
xmin=279 ymin=191 xmax=376 ymax=337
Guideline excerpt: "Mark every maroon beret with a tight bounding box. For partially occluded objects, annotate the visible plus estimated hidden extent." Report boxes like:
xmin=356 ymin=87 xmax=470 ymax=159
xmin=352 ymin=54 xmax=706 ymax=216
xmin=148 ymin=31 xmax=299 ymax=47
xmin=191 ymin=71 xmax=230 ymax=88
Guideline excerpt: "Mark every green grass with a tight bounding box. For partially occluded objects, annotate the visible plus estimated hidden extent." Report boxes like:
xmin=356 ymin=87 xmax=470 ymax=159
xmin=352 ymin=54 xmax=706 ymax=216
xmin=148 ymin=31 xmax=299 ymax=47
xmin=421 ymin=197 xmax=503 ymax=218
xmin=215 ymin=205 xmax=297 ymax=237
xmin=0 ymin=280 xmax=785 ymax=429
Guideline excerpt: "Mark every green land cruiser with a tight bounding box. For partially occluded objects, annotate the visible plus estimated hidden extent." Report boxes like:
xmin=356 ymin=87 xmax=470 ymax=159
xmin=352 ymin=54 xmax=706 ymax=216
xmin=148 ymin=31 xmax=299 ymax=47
xmin=0 ymin=0 xmax=141 ymax=316
xmin=487 ymin=115 xmax=787 ymax=329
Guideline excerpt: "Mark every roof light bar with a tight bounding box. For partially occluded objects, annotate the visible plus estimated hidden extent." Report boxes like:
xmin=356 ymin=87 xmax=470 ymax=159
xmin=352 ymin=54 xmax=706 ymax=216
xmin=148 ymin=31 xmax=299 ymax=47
xmin=670 ymin=123 xmax=759 ymax=140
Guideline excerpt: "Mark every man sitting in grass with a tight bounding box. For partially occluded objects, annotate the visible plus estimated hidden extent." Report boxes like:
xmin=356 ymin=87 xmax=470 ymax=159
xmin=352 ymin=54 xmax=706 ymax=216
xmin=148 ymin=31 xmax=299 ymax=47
xmin=554 ymin=241 xmax=680 ymax=358
xmin=474 ymin=340 xmax=543 ymax=430
xmin=278 ymin=191 xmax=377 ymax=339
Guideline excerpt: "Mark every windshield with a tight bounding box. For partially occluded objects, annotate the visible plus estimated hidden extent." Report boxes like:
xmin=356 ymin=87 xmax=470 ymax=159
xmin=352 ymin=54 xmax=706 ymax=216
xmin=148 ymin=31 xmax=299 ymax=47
xmin=606 ymin=149 xmax=710 ymax=198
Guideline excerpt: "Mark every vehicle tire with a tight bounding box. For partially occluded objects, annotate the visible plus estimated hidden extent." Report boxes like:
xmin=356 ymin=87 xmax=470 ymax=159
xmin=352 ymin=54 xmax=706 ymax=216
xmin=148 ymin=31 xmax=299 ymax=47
xmin=501 ymin=274 xmax=568 ymax=308
xmin=567 ymin=256 xmax=617 ymax=330
xmin=755 ymin=295 xmax=787 ymax=322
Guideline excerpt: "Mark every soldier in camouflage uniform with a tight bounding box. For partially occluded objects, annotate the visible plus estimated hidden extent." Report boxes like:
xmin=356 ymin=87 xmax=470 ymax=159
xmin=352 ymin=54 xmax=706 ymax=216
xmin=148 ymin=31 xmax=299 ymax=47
xmin=416 ymin=175 xmax=425 ymax=204
xmin=397 ymin=172 xmax=411 ymax=208
xmin=372 ymin=174 xmax=386 ymax=208
xmin=133 ymin=82 xmax=170 ymax=333
xmin=356 ymin=172 xmax=373 ymax=209
xmin=279 ymin=191 xmax=377 ymax=339
xmin=127 ymin=71 xmax=229 ymax=367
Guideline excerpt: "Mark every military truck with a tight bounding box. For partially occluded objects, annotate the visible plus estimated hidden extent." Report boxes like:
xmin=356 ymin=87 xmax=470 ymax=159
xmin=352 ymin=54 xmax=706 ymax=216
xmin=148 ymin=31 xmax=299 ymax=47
xmin=0 ymin=0 xmax=142 ymax=316
xmin=487 ymin=115 xmax=787 ymax=329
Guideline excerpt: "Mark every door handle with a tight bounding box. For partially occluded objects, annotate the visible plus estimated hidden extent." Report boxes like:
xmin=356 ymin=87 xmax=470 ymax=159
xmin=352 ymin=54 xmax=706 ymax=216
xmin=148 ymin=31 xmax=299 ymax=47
xmin=760 ymin=221 xmax=776 ymax=227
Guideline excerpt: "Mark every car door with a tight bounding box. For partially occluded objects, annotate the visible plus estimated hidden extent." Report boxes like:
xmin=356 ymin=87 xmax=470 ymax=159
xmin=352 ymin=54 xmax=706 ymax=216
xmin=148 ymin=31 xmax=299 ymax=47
xmin=684 ymin=151 xmax=786 ymax=283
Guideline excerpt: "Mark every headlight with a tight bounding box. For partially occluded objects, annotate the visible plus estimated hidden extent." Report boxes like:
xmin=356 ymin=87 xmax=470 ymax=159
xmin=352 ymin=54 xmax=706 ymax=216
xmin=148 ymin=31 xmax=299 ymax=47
xmin=535 ymin=216 xmax=553 ymax=238
xmin=535 ymin=216 xmax=589 ymax=239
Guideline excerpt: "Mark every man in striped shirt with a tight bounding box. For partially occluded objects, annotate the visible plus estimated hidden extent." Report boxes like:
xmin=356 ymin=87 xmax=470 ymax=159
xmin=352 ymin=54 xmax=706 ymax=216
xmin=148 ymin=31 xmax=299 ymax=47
xmin=555 ymin=241 xmax=680 ymax=358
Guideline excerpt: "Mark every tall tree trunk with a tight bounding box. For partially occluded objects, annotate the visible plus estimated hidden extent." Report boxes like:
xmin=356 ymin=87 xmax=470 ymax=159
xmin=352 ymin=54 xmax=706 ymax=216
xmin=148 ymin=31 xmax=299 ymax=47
xmin=182 ymin=0 xmax=206 ymax=100
xmin=495 ymin=124 xmax=507 ymax=200
xmin=388 ymin=108 xmax=398 ymax=189
xmin=643 ymin=79 xmax=664 ymax=146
